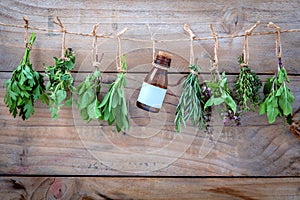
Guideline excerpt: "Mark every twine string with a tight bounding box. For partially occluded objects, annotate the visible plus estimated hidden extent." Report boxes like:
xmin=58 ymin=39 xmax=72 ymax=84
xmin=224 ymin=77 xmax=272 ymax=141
xmin=209 ymin=23 xmax=221 ymax=81
xmin=52 ymin=16 xmax=66 ymax=59
xmin=91 ymin=23 xmax=101 ymax=69
xmin=23 ymin=16 xmax=31 ymax=49
xmin=116 ymin=27 xmax=128 ymax=72
xmin=147 ymin=24 xmax=156 ymax=61
xmin=184 ymin=24 xmax=196 ymax=66
xmin=1 ymin=20 xmax=299 ymax=42
xmin=242 ymin=21 xmax=260 ymax=67
xmin=268 ymin=22 xmax=282 ymax=59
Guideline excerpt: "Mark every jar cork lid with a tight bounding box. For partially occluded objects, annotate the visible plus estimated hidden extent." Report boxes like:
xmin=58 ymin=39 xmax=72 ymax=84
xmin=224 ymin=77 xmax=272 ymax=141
xmin=158 ymin=51 xmax=172 ymax=59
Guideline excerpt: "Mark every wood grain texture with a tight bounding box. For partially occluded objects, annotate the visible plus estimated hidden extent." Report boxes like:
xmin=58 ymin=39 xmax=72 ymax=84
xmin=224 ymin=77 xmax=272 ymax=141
xmin=0 ymin=0 xmax=300 ymax=73
xmin=0 ymin=0 xmax=300 ymax=197
xmin=0 ymin=177 xmax=299 ymax=199
xmin=0 ymin=74 xmax=299 ymax=176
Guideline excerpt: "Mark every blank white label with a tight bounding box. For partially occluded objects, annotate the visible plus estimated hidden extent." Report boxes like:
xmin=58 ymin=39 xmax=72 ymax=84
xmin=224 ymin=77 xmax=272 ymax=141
xmin=137 ymin=82 xmax=167 ymax=109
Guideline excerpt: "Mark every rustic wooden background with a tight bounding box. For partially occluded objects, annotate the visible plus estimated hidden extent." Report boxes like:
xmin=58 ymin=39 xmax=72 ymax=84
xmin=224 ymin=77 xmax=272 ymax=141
xmin=1 ymin=0 xmax=300 ymax=199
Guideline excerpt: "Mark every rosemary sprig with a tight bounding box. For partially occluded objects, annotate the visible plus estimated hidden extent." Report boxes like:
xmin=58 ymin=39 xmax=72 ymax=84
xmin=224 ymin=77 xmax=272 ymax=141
xmin=99 ymin=56 xmax=129 ymax=132
xmin=174 ymin=65 xmax=210 ymax=132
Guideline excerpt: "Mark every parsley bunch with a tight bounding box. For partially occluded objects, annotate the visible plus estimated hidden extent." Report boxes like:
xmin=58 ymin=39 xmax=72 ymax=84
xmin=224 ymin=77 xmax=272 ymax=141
xmin=45 ymin=48 xmax=76 ymax=118
xmin=4 ymin=32 xmax=48 ymax=120
xmin=259 ymin=64 xmax=294 ymax=123
xmin=75 ymin=69 xmax=101 ymax=122
xmin=99 ymin=56 xmax=129 ymax=132
xmin=234 ymin=55 xmax=262 ymax=112
xmin=174 ymin=65 xmax=210 ymax=132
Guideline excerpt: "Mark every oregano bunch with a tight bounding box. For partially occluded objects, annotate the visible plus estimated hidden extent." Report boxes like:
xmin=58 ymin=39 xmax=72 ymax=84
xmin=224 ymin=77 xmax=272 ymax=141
xmin=259 ymin=64 xmax=294 ymax=123
xmin=99 ymin=56 xmax=129 ymax=132
xmin=75 ymin=69 xmax=101 ymax=122
xmin=174 ymin=64 xmax=211 ymax=132
xmin=44 ymin=48 xmax=76 ymax=118
xmin=234 ymin=55 xmax=262 ymax=112
xmin=4 ymin=32 xmax=49 ymax=120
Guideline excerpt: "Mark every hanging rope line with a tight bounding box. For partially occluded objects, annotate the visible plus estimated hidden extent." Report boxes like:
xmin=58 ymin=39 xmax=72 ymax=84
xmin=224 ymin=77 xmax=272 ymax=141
xmin=23 ymin=16 xmax=30 ymax=49
xmin=91 ymin=23 xmax=102 ymax=69
xmin=209 ymin=23 xmax=222 ymax=81
xmin=51 ymin=16 xmax=66 ymax=59
xmin=241 ymin=21 xmax=260 ymax=67
xmin=116 ymin=27 xmax=128 ymax=73
xmin=1 ymin=19 xmax=299 ymax=43
xmin=184 ymin=23 xmax=200 ymax=76
xmin=268 ymin=22 xmax=284 ymax=69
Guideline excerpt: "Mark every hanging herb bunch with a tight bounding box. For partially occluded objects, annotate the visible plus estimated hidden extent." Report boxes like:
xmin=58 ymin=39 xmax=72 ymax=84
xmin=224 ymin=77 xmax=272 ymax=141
xmin=204 ymin=71 xmax=237 ymax=125
xmin=204 ymin=24 xmax=237 ymax=125
xmin=260 ymin=61 xmax=294 ymax=123
xmin=4 ymin=32 xmax=49 ymax=120
xmin=76 ymin=69 xmax=101 ymax=122
xmin=259 ymin=22 xmax=294 ymax=124
xmin=75 ymin=24 xmax=102 ymax=123
xmin=99 ymin=55 xmax=129 ymax=132
xmin=234 ymin=55 xmax=262 ymax=112
xmin=175 ymin=64 xmax=211 ymax=132
xmin=175 ymin=24 xmax=211 ymax=132
xmin=44 ymin=48 xmax=76 ymax=118
xmin=234 ymin=22 xmax=262 ymax=114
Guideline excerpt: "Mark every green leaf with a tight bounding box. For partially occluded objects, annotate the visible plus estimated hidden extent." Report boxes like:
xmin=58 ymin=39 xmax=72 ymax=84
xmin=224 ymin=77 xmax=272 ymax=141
xmin=278 ymin=85 xmax=294 ymax=115
xmin=121 ymin=55 xmax=127 ymax=70
xmin=224 ymin=95 xmax=237 ymax=114
xmin=204 ymin=98 xmax=213 ymax=110
xmin=212 ymin=97 xmax=224 ymax=105
xmin=56 ymin=90 xmax=67 ymax=104
xmin=277 ymin=68 xmax=284 ymax=84
xmin=50 ymin=107 xmax=58 ymax=119
xmin=266 ymin=97 xmax=279 ymax=123
xmin=275 ymin=85 xmax=284 ymax=96
xmin=259 ymin=101 xmax=266 ymax=115
xmin=65 ymin=97 xmax=73 ymax=107
xmin=87 ymin=99 xmax=101 ymax=120
xmin=80 ymin=89 xmax=94 ymax=108
xmin=80 ymin=109 xmax=89 ymax=121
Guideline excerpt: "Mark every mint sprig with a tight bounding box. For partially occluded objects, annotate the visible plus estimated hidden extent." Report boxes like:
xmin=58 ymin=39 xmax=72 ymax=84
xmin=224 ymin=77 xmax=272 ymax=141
xmin=259 ymin=65 xmax=294 ymax=123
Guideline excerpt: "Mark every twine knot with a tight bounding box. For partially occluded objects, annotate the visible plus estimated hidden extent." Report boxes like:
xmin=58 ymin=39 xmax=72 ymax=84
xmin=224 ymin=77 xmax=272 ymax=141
xmin=268 ymin=22 xmax=282 ymax=59
xmin=242 ymin=21 xmax=260 ymax=66
xmin=116 ymin=27 xmax=128 ymax=72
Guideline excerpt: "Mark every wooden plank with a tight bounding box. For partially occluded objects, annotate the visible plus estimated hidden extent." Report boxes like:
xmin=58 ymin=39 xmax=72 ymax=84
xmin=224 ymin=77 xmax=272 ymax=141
xmin=0 ymin=177 xmax=299 ymax=199
xmin=1 ymin=124 xmax=299 ymax=176
xmin=0 ymin=0 xmax=299 ymax=73
xmin=0 ymin=72 xmax=299 ymax=175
